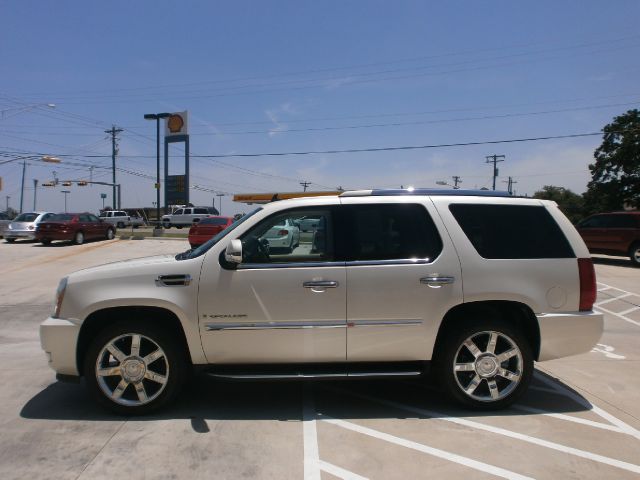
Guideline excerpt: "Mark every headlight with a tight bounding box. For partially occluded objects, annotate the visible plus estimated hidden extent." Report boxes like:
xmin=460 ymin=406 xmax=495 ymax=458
xmin=53 ymin=277 xmax=68 ymax=318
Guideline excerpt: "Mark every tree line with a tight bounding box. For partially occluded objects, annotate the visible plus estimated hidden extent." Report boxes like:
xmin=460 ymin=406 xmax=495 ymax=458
xmin=534 ymin=109 xmax=640 ymax=224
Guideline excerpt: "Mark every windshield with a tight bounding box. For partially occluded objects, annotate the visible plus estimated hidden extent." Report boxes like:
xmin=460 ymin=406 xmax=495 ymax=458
xmin=14 ymin=213 xmax=38 ymax=222
xmin=176 ymin=208 xmax=262 ymax=260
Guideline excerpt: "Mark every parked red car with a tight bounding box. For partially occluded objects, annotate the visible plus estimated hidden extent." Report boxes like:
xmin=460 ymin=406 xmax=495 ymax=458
xmin=576 ymin=211 xmax=640 ymax=266
xmin=188 ymin=216 xmax=234 ymax=248
xmin=36 ymin=212 xmax=116 ymax=245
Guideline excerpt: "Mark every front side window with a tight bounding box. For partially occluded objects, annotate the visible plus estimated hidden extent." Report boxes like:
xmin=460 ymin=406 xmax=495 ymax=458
xmin=450 ymin=204 xmax=575 ymax=259
xmin=173 ymin=209 xmax=184 ymax=215
xmin=240 ymin=208 xmax=333 ymax=265
xmin=343 ymin=204 xmax=443 ymax=262
xmin=88 ymin=214 xmax=100 ymax=222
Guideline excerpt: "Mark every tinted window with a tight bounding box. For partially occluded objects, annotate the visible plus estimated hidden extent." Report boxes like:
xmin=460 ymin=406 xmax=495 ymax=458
xmin=606 ymin=215 xmax=637 ymax=228
xmin=14 ymin=213 xmax=38 ymax=222
xmin=79 ymin=214 xmax=91 ymax=222
xmin=114 ymin=212 xmax=126 ymax=217
xmin=50 ymin=214 xmax=74 ymax=221
xmin=194 ymin=208 xmax=209 ymax=214
xmin=579 ymin=216 xmax=604 ymax=228
xmin=240 ymin=208 xmax=333 ymax=264
xmin=344 ymin=204 xmax=442 ymax=261
xmin=201 ymin=217 xmax=231 ymax=226
xmin=88 ymin=214 xmax=100 ymax=222
xmin=450 ymin=204 xmax=574 ymax=259
xmin=173 ymin=209 xmax=184 ymax=215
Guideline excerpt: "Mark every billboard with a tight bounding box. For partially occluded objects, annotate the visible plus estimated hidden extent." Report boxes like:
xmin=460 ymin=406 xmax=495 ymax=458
xmin=165 ymin=111 xmax=188 ymax=137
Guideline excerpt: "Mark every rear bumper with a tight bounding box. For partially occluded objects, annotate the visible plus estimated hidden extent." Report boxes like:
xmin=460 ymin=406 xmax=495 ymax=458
xmin=537 ymin=311 xmax=603 ymax=361
xmin=40 ymin=317 xmax=81 ymax=376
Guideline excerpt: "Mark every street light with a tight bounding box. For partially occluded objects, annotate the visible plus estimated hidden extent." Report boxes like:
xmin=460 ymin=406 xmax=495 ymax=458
xmin=0 ymin=103 xmax=55 ymax=120
xmin=61 ymin=190 xmax=71 ymax=212
xmin=144 ymin=112 xmax=171 ymax=229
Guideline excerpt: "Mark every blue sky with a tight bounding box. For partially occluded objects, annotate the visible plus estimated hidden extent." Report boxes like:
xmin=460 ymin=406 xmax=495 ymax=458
xmin=1 ymin=1 xmax=640 ymax=215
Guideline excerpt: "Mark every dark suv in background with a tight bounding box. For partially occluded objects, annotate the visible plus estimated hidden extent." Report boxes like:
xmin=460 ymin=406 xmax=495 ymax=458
xmin=576 ymin=211 xmax=640 ymax=266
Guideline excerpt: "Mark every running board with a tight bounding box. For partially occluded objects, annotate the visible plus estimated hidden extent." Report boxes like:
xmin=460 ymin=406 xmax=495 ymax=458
xmin=206 ymin=371 xmax=422 ymax=380
xmin=203 ymin=361 xmax=427 ymax=380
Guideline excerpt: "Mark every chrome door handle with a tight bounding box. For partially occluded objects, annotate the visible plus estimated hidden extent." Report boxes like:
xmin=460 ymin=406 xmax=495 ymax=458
xmin=420 ymin=275 xmax=455 ymax=287
xmin=303 ymin=280 xmax=339 ymax=288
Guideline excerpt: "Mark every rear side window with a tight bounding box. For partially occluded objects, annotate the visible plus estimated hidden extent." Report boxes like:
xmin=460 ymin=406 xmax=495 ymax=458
xmin=449 ymin=204 xmax=575 ymax=259
xmin=344 ymin=204 xmax=442 ymax=261
xmin=606 ymin=215 xmax=637 ymax=228
xmin=194 ymin=208 xmax=209 ymax=214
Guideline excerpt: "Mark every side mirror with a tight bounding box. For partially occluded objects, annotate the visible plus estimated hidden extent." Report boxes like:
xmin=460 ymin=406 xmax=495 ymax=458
xmin=225 ymin=239 xmax=243 ymax=264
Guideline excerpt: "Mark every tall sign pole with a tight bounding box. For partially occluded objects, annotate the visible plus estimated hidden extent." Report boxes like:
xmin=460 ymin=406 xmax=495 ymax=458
xmin=163 ymin=111 xmax=189 ymax=212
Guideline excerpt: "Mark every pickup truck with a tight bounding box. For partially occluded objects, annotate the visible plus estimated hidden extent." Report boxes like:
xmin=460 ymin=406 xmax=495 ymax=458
xmin=99 ymin=211 xmax=145 ymax=228
xmin=161 ymin=206 xmax=218 ymax=229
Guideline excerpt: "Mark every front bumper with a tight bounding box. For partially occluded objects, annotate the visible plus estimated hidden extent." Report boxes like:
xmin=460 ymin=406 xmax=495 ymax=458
xmin=5 ymin=229 xmax=36 ymax=240
xmin=537 ymin=311 xmax=603 ymax=361
xmin=40 ymin=317 xmax=81 ymax=376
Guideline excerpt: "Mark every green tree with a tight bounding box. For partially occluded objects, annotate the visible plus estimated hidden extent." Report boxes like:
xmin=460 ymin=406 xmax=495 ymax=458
xmin=533 ymin=185 xmax=585 ymax=224
xmin=585 ymin=109 xmax=640 ymax=212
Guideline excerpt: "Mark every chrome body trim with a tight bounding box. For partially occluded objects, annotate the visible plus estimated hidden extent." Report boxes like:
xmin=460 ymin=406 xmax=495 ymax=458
xmin=349 ymin=319 xmax=423 ymax=327
xmin=155 ymin=274 xmax=192 ymax=287
xmin=346 ymin=258 xmax=432 ymax=266
xmin=205 ymin=320 xmax=347 ymax=331
xmin=420 ymin=275 xmax=455 ymax=286
xmin=303 ymin=280 xmax=339 ymax=289
xmin=238 ymin=261 xmax=345 ymax=270
xmin=206 ymin=371 xmax=422 ymax=380
xmin=205 ymin=319 xmax=422 ymax=331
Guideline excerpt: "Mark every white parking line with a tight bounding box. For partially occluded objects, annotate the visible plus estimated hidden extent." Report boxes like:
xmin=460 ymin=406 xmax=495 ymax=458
xmin=595 ymin=293 xmax=632 ymax=306
xmin=320 ymin=415 xmax=534 ymax=480
xmin=619 ymin=306 xmax=640 ymax=316
xmin=319 ymin=460 xmax=369 ymax=480
xmin=512 ymin=405 xmax=623 ymax=433
xmin=328 ymin=387 xmax=640 ymax=475
xmin=303 ymin=387 xmax=321 ymax=480
xmin=595 ymin=304 xmax=640 ymax=327
xmin=597 ymin=282 xmax=640 ymax=298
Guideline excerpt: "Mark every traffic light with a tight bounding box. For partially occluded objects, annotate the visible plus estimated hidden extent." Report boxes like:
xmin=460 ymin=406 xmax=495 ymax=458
xmin=42 ymin=182 xmax=56 ymax=187
xmin=61 ymin=182 xmax=72 ymax=186
xmin=77 ymin=181 xmax=88 ymax=186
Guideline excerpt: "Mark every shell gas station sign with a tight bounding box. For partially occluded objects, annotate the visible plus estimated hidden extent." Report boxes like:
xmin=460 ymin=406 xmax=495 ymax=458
xmin=165 ymin=111 xmax=188 ymax=137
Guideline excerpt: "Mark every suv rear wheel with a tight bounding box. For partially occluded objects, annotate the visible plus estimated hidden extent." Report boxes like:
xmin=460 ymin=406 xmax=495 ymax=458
xmin=437 ymin=320 xmax=532 ymax=410
xmin=84 ymin=321 xmax=187 ymax=414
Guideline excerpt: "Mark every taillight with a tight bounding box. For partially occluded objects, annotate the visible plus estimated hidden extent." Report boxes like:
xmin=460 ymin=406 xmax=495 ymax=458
xmin=277 ymin=229 xmax=288 ymax=236
xmin=578 ymin=258 xmax=596 ymax=311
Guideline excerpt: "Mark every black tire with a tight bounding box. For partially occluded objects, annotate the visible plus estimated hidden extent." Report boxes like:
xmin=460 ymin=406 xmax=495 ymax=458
xmin=436 ymin=318 xmax=533 ymax=410
xmin=5 ymin=238 xmax=15 ymax=243
xmin=41 ymin=238 xmax=51 ymax=245
xmin=74 ymin=231 xmax=85 ymax=245
xmin=84 ymin=321 xmax=187 ymax=415
xmin=106 ymin=228 xmax=115 ymax=240
xmin=176 ymin=226 xmax=183 ymax=229
xmin=117 ymin=221 xmax=125 ymax=228
xmin=629 ymin=242 xmax=640 ymax=267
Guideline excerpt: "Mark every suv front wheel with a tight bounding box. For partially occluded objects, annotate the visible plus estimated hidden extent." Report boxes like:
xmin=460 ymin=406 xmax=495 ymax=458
xmin=84 ymin=321 xmax=187 ymax=414
xmin=630 ymin=242 xmax=640 ymax=267
xmin=437 ymin=320 xmax=533 ymax=410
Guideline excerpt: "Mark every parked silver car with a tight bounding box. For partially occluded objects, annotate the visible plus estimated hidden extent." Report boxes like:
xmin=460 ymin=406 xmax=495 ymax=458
xmin=5 ymin=212 xmax=56 ymax=242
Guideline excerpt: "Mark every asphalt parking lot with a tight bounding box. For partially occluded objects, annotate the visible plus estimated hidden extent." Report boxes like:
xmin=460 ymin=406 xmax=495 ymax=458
xmin=0 ymin=238 xmax=639 ymax=479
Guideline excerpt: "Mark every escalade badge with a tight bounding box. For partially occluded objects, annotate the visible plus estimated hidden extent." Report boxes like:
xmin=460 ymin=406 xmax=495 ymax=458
xmin=202 ymin=314 xmax=248 ymax=319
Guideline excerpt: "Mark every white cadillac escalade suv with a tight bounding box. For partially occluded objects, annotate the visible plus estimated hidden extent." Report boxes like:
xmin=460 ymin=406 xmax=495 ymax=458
xmin=40 ymin=189 xmax=603 ymax=414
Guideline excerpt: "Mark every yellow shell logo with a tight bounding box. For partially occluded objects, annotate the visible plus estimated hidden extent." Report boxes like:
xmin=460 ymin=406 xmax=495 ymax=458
xmin=167 ymin=114 xmax=184 ymax=133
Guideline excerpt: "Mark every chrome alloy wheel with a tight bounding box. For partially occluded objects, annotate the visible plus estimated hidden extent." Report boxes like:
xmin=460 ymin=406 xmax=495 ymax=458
xmin=453 ymin=330 xmax=523 ymax=403
xmin=95 ymin=333 xmax=169 ymax=407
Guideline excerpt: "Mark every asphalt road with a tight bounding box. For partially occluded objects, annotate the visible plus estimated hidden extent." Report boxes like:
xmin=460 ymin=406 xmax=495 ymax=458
xmin=0 ymin=239 xmax=639 ymax=479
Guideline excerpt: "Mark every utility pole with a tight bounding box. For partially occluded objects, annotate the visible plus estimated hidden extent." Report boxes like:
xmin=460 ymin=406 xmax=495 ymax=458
xmin=502 ymin=176 xmax=518 ymax=195
xmin=33 ymin=179 xmax=38 ymax=210
xmin=452 ymin=176 xmax=462 ymax=189
xmin=89 ymin=166 xmax=94 ymax=186
xmin=485 ymin=154 xmax=505 ymax=191
xmin=216 ymin=193 xmax=224 ymax=215
xmin=5 ymin=196 xmax=9 ymax=212
xmin=300 ymin=181 xmax=311 ymax=192
xmin=19 ymin=160 xmax=26 ymax=213
xmin=105 ymin=126 xmax=123 ymax=209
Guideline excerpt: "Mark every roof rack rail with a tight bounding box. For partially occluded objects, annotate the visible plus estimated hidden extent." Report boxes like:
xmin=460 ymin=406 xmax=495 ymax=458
xmin=340 ymin=188 xmax=513 ymax=198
